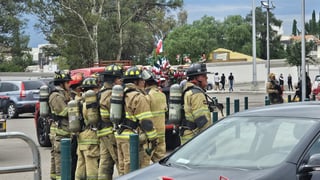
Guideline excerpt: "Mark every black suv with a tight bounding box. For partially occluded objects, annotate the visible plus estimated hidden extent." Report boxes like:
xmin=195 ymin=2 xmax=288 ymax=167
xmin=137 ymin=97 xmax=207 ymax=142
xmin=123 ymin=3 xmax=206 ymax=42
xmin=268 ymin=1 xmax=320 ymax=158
xmin=0 ymin=80 xmax=46 ymax=118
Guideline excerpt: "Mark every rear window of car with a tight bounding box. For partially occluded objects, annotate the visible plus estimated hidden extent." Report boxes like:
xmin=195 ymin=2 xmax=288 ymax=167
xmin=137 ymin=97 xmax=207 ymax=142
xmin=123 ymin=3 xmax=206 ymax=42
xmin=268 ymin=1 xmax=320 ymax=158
xmin=23 ymin=81 xmax=45 ymax=90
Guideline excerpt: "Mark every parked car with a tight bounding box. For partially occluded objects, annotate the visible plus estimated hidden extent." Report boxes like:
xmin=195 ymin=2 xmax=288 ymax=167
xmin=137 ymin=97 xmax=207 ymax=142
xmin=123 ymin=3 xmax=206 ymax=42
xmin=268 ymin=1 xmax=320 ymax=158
xmin=0 ymin=80 xmax=46 ymax=118
xmin=116 ymin=102 xmax=320 ymax=180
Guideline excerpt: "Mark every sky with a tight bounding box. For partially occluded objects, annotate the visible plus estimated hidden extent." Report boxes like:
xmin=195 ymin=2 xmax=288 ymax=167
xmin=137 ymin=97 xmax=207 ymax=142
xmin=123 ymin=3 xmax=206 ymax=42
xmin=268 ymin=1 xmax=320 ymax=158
xmin=26 ymin=0 xmax=320 ymax=48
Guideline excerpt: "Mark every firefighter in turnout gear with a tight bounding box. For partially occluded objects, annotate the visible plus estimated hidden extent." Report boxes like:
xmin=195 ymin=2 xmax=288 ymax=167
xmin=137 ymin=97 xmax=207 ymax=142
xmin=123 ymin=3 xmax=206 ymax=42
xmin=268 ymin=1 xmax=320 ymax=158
xmin=180 ymin=63 xmax=212 ymax=144
xmin=98 ymin=64 xmax=123 ymax=180
xmin=69 ymin=72 xmax=84 ymax=180
xmin=75 ymin=77 xmax=100 ymax=180
xmin=48 ymin=70 xmax=72 ymax=180
xmin=142 ymin=69 xmax=167 ymax=163
xmin=116 ymin=66 xmax=157 ymax=175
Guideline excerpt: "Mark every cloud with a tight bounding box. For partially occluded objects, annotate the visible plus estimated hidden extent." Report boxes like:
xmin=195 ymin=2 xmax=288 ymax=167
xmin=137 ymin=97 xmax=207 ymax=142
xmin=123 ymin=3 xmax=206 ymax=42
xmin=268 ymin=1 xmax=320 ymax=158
xmin=185 ymin=4 xmax=250 ymax=21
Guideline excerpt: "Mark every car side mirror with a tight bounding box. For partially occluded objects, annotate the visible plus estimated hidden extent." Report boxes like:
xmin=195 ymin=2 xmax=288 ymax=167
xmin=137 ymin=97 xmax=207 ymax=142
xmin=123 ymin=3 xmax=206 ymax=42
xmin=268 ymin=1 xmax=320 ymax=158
xmin=298 ymin=153 xmax=320 ymax=173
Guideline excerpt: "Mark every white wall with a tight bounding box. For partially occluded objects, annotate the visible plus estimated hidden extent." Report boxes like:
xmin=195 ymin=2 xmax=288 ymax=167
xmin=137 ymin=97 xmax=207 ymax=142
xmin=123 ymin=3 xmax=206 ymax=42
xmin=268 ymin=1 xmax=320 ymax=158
xmin=206 ymin=60 xmax=320 ymax=86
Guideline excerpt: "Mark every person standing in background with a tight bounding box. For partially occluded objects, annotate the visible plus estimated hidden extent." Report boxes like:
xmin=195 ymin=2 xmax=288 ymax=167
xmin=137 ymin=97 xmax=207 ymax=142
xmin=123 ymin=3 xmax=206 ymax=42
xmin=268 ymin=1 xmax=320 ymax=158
xmin=279 ymin=73 xmax=284 ymax=91
xmin=228 ymin=73 xmax=234 ymax=92
xmin=287 ymin=74 xmax=293 ymax=91
xmin=220 ymin=73 xmax=226 ymax=91
xmin=214 ymin=72 xmax=220 ymax=91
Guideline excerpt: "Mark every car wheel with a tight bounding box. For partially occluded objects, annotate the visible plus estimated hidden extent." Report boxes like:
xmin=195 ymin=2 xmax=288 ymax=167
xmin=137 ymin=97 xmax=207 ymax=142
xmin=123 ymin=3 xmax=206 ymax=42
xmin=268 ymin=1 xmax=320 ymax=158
xmin=7 ymin=102 xmax=18 ymax=118
xmin=37 ymin=116 xmax=52 ymax=147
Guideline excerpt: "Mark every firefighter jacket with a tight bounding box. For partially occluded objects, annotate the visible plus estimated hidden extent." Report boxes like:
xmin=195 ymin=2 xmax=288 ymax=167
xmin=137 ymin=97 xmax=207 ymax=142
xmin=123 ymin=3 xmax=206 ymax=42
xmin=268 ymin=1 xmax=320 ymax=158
xmin=79 ymin=101 xmax=100 ymax=147
xmin=182 ymin=82 xmax=212 ymax=133
xmin=98 ymin=83 xmax=114 ymax=137
xmin=115 ymin=83 xmax=157 ymax=141
xmin=48 ymin=86 xmax=70 ymax=136
xmin=145 ymin=85 xmax=167 ymax=139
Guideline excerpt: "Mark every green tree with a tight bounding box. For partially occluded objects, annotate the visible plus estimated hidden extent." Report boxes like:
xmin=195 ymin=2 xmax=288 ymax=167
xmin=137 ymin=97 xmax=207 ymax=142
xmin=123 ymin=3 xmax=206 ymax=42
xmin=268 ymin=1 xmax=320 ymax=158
xmin=0 ymin=1 xmax=32 ymax=72
xmin=164 ymin=16 xmax=222 ymax=64
xmin=309 ymin=10 xmax=318 ymax=35
xmin=292 ymin=19 xmax=298 ymax=35
xmin=31 ymin=0 xmax=183 ymax=68
xmin=220 ymin=15 xmax=252 ymax=54
xmin=286 ymin=40 xmax=315 ymax=76
xmin=32 ymin=0 xmax=106 ymax=66
xmin=246 ymin=7 xmax=285 ymax=60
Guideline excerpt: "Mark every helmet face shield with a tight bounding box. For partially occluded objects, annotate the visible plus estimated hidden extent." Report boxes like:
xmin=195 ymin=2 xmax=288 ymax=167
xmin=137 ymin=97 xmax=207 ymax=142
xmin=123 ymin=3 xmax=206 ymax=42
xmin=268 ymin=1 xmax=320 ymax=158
xmin=142 ymin=69 xmax=158 ymax=83
xmin=141 ymin=70 xmax=152 ymax=80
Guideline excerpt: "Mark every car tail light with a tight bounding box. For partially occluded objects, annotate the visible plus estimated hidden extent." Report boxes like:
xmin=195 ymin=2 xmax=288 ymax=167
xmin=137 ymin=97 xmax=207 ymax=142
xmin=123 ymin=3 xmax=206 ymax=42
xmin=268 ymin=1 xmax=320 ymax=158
xmin=159 ymin=176 xmax=174 ymax=180
xmin=219 ymin=176 xmax=230 ymax=180
xmin=20 ymin=82 xmax=26 ymax=98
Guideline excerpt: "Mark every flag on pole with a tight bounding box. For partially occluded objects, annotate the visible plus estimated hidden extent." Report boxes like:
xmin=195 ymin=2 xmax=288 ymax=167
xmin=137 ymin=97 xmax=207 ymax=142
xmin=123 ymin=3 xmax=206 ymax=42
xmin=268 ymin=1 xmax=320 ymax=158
xmin=156 ymin=39 xmax=163 ymax=54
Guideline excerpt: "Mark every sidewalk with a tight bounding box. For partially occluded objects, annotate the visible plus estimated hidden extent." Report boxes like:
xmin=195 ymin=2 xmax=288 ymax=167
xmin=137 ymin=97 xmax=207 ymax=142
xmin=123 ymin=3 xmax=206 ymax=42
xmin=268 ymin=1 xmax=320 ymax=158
xmin=210 ymin=81 xmax=296 ymax=95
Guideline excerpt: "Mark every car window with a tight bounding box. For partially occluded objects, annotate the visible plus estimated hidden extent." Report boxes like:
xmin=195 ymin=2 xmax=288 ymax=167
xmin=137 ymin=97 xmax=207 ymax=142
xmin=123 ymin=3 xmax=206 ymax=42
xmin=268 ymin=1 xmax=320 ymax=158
xmin=167 ymin=117 xmax=317 ymax=170
xmin=24 ymin=81 xmax=45 ymax=90
xmin=301 ymin=134 xmax=320 ymax=165
xmin=0 ymin=82 xmax=19 ymax=92
xmin=315 ymin=76 xmax=320 ymax=81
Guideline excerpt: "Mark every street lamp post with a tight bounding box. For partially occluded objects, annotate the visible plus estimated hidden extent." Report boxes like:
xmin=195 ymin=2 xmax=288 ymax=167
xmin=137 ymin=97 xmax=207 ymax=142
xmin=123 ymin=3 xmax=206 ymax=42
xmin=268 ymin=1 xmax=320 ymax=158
xmin=261 ymin=0 xmax=275 ymax=78
xmin=252 ymin=0 xmax=258 ymax=90
xmin=301 ymin=0 xmax=306 ymax=101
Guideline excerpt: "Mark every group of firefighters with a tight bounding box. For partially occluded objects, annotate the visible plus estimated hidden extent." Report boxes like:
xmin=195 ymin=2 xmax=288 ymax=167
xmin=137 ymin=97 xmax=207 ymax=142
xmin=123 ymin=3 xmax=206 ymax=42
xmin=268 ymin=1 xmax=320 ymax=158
xmin=42 ymin=62 xmax=214 ymax=180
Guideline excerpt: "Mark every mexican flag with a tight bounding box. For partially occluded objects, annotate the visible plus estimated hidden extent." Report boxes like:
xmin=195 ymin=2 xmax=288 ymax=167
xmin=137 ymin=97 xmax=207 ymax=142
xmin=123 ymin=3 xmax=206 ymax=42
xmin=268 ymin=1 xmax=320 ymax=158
xmin=156 ymin=39 xmax=163 ymax=54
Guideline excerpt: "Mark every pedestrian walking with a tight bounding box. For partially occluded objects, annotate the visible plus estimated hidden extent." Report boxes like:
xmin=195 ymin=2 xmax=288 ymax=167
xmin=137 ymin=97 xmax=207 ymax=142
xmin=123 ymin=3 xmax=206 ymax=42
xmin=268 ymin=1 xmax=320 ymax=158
xmin=287 ymin=74 xmax=293 ymax=91
xmin=228 ymin=72 xmax=234 ymax=92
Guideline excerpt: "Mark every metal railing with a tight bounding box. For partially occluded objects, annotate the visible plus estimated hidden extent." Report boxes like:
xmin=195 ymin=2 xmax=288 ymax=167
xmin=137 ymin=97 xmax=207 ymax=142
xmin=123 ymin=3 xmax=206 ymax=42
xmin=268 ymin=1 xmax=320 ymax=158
xmin=0 ymin=132 xmax=41 ymax=180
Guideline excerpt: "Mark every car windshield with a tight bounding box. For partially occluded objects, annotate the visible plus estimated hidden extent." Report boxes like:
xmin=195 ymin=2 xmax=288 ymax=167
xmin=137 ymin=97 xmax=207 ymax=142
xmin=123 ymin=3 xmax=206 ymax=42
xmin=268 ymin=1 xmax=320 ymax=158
xmin=166 ymin=117 xmax=317 ymax=170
